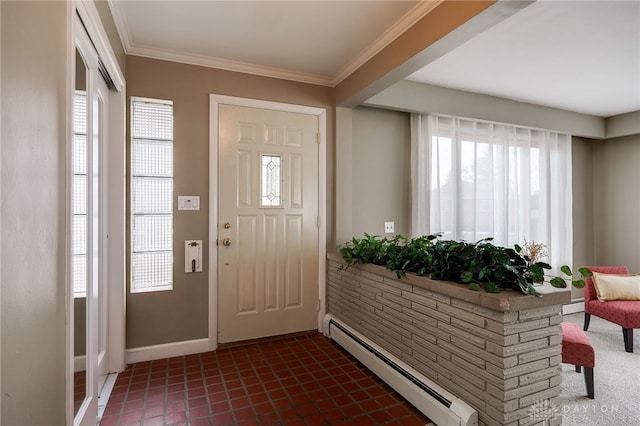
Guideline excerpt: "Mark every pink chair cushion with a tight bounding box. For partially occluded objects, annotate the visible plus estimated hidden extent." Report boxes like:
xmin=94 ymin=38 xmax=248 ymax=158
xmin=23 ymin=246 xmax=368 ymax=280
xmin=586 ymin=299 xmax=640 ymax=328
xmin=562 ymin=322 xmax=595 ymax=368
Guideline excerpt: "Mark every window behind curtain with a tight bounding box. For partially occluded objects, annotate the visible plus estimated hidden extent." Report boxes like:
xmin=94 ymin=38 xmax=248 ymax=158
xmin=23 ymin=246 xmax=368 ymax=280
xmin=130 ymin=97 xmax=174 ymax=293
xmin=411 ymin=114 xmax=573 ymax=270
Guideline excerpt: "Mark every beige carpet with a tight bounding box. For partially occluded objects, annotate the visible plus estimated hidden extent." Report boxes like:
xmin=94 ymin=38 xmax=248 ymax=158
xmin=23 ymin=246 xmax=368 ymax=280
xmin=560 ymin=312 xmax=640 ymax=425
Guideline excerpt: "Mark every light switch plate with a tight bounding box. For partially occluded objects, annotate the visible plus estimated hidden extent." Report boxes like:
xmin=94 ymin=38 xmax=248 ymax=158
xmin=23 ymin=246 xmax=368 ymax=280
xmin=178 ymin=196 xmax=200 ymax=210
xmin=384 ymin=221 xmax=394 ymax=234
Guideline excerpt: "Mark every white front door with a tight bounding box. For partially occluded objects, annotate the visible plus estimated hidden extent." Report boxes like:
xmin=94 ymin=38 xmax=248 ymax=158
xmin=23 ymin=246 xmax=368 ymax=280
xmin=217 ymin=103 xmax=320 ymax=343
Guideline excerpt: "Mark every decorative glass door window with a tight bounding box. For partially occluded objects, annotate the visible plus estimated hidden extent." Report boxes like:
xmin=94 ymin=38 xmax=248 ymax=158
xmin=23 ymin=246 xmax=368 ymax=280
xmin=261 ymin=154 xmax=282 ymax=207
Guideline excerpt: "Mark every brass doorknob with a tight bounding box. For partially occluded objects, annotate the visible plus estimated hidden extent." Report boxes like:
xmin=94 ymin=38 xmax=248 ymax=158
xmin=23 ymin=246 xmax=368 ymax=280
xmin=222 ymin=238 xmax=231 ymax=246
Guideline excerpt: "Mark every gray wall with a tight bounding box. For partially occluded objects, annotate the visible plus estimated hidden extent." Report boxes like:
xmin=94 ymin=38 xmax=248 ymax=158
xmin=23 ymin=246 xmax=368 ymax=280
xmin=606 ymin=111 xmax=640 ymax=139
xmin=125 ymin=55 xmax=334 ymax=348
xmin=366 ymin=81 xmax=608 ymax=139
xmin=571 ymin=137 xmax=596 ymax=299
xmin=1 ymin=1 xmax=68 ymax=424
xmin=593 ymin=134 xmax=640 ymax=272
xmin=336 ymin=107 xmax=411 ymax=245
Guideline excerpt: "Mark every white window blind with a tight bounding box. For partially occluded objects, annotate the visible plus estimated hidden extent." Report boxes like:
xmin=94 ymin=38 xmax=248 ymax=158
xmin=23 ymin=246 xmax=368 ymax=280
xmin=73 ymin=91 xmax=87 ymax=298
xmin=131 ymin=98 xmax=173 ymax=293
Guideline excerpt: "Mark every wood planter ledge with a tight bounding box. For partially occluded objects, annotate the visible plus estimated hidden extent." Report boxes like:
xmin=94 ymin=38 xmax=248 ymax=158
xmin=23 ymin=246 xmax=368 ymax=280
xmin=327 ymin=252 xmax=571 ymax=426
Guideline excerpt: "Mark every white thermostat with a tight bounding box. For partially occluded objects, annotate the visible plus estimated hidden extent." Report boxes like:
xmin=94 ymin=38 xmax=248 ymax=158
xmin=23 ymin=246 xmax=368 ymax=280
xmin=178 ymin=196 xmax=200 ymax=210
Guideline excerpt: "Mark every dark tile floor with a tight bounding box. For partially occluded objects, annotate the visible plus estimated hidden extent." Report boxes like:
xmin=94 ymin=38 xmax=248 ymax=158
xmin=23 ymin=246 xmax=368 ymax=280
xmin=98 ymin=332 xmax=431 ymax=425
xmin=74 ymin=370 xmax=86 ymax=413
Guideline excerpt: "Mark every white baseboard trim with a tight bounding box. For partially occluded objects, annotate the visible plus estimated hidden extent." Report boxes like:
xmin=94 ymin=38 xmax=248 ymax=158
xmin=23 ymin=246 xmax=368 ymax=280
xmin=563 ymin=301 xmax=585 ymax=315
xmin=125 ymin=338 xmax=210 ymax=364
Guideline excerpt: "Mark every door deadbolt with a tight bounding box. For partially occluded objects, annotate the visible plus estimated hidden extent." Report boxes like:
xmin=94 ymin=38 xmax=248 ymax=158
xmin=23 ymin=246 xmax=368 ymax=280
xmin=222 ymin=238 xmax=231 ymax=246
xmin=223 ymin=222 xmax=231 ymax=229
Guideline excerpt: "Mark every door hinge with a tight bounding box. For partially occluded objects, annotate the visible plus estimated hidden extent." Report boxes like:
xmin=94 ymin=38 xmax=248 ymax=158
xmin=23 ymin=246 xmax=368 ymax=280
xmin=316 ymin=216 xmax=321 ymax=228
xmin=316 ymin=132 xmax=320 ymax=144
xmin=317 ymin=299 xmax=321 ymax=312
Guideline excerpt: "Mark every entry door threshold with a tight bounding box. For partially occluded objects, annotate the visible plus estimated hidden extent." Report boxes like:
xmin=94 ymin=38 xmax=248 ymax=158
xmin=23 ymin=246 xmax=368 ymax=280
xmin=97 ymin=373 xmax=118 ymax=424
xmin=218 ymin=330 xmax=318 ymax=349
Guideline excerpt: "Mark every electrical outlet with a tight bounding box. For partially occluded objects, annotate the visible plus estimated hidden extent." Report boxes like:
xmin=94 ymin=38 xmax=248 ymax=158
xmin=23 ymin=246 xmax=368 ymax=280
xmin=384 ymin=221 xmax=394 ymax=234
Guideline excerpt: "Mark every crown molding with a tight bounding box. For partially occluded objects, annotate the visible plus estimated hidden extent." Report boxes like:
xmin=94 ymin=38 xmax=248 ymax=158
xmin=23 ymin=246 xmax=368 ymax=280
xmin=107 ymin=0 xmax=443 ymax=87
xmin=333 ymin=0 xmax=444 ymax=85
xmin=107 ymin=0 xmax=131 ymax=52
xmin=127 ymin=44 xmax=334 ymax=86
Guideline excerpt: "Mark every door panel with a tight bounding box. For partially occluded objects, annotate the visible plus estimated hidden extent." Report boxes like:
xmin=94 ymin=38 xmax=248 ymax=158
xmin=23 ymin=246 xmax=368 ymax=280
xmin=218 ymin=104 xmax=319 ymax=343
xmin=284 ymin=214 xmax=303 ymax=308
xmin=73 ymin=13 xmax=110 ymax=426
xmin=95 ymin=79 xmax=109 ymax=394
xmin=74 ymin=18 xmax=100 ymax=426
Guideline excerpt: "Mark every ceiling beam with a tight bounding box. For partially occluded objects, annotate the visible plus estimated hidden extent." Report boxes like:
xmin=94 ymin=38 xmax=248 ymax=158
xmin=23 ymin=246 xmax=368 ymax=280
xmin=334 ymin=0 xmax=535 ymax=108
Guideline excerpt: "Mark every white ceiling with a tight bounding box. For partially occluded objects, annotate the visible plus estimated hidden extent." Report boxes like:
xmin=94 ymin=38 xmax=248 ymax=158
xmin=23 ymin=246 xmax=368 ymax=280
xmin=109 ymin=0 xmax=640 ymax=117
xmin=407 ymin=0 xmax=640 ymax=117
xmin=109 ymin=0 xmax=426 ymax=85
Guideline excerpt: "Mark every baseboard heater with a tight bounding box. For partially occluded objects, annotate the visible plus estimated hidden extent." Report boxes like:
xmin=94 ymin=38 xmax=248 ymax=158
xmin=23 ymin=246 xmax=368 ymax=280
xmin=324 ymin=315 xmax=477 ymax=426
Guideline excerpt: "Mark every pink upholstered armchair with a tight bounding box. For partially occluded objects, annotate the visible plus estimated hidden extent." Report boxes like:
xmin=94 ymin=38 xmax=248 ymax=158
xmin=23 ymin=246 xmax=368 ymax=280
xmin=583 ymin=266 xmax=640 ymax=352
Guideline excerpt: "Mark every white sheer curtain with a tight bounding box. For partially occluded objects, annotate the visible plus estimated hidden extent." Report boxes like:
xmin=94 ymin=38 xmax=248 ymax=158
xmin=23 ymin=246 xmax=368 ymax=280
xmin=411 ymin=114 xmax=573 ymax=270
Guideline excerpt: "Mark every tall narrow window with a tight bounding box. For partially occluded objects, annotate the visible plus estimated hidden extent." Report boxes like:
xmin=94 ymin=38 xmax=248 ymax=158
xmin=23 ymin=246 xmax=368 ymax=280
xmin=131 ymin=97 xmax=173 ymax=292
xmin=73 ymin=91 xmax=87 ymax=298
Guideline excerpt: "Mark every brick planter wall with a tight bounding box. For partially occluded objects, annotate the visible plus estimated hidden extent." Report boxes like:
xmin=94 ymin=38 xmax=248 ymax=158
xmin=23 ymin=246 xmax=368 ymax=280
xmin=327 ymin=253 xmax=571 ymax=426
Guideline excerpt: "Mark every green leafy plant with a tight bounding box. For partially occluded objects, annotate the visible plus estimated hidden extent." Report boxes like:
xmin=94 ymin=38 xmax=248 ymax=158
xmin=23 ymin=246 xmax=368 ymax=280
xmin=338 ymin=233 xmax=590 ymax=296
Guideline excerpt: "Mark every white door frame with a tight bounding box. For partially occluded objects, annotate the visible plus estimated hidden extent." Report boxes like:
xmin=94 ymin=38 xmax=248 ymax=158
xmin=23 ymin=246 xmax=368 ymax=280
xmin=208 ymin=94 xmax=327 ymax=351
xmin=68 ymin=2 xmax=126 ymax=424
